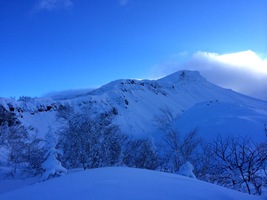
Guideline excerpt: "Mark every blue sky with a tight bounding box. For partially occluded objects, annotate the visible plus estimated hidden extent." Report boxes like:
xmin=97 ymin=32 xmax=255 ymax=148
xmin=0 ymin=0 xmax=267 ymax=99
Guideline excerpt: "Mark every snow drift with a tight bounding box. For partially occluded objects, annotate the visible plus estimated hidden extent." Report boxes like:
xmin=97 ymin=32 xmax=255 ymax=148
xmin=0 ymin=167 xmax=261 ymax=200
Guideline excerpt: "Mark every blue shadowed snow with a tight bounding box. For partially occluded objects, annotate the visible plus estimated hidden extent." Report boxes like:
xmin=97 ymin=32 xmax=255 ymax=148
xmin=0 ymin=167 xmax=261 ymax=200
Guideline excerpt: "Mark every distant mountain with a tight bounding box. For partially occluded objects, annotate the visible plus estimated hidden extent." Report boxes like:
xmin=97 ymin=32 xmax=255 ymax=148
xmin=1 ymin=70 xmax=266 ymax=140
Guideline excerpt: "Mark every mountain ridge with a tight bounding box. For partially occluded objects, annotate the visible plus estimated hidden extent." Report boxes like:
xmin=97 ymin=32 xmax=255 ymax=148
xmin=0 ymin=70 xmax=266 ymax=139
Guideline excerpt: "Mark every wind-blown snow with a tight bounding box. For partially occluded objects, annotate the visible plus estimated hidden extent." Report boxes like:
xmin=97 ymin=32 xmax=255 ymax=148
xmin=0 ymin=167 xmax=260 ymax=200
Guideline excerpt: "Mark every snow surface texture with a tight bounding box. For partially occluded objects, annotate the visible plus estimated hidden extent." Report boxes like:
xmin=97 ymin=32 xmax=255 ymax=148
xmin=0 ymin=167 xmax=261 ymax=200
xmin=174 ymin=100 xmax=267 ymax=142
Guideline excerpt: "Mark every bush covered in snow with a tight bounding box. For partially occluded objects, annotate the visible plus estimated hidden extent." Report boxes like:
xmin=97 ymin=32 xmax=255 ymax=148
xmin=176 ymin=161 xmax=196 ymax=179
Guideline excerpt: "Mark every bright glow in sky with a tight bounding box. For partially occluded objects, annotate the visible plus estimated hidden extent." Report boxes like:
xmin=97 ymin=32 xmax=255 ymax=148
xmin=152 ymin=50 xmax=267 ymax=100
xmin=0 ymin=0 xmax=266 ymax=99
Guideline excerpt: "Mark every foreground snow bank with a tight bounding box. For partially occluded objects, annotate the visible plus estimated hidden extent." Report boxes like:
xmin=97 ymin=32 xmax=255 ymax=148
xmin=0 ymin=167 xmax=260 ymax=200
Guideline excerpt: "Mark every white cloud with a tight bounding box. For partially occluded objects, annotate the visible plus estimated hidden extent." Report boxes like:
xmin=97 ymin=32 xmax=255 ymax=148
xmin=151 ymin=50 xmax=267 ymax=100
xmin=35 ymin=0 xmax=73 ymax=11
xmin=170 ymin=51 xmax=189 ymax=58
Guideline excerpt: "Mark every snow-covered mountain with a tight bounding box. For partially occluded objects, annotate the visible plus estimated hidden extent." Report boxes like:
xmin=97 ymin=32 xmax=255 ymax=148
xmin=1 ymin=70 xmax=266 ymax=140
xmin=1 ymin=70 xmax=266 ymax=199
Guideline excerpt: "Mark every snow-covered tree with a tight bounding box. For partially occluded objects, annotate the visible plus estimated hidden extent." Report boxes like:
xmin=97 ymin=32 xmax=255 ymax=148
xmin=58 ymin=108 xmax=126 ymax=170
xmin=41 ymin=127 xmax=67 ymax=181
xmin=176 ymin=161 xmax=196 ymax=179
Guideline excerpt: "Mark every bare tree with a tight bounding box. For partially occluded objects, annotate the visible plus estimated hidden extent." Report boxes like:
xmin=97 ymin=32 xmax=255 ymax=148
xmin=122 ymin=137 xmax=159 ymax=170
xmin=0 ymin=122 xmax=8 ymax=146
xmin=154 ymin=108 xmax=200 ymax=172
xmin=265 ymin=123 xmax=267 ymax=139
xmin=210 ymin=135 xmax=267 ymax=195
xmin=190 ymin=141 xmax=214 ymax=181
xmin=6 ymin=125 xmax=29 ymax=177
xmin=58 ymin=112 xmax=95 ymax=169
xmin=57 ymin=108 xmax=126 ymax=170
xmin=24 ymin=134 xmax=45 ymax=176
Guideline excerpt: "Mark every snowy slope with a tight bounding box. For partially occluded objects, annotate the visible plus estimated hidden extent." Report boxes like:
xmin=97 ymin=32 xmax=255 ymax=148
xmin=175 ymin=100 xmax=267 ymax=142
xmin=62 ymin=70 xmax=267 ymax=136
xmin=0 ymin=97 xmax=64 ymax=138
xmin=0 ymin=167 xmax=261 ymax=200
xmin=1 ymin=70 xmax=266 ymax=138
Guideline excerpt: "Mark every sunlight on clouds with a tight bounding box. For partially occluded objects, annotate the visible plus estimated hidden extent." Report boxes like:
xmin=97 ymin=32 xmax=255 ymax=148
xmin=35 ymin=0 xmax=73 ymax=11
xmin=188 ymin=51 xmax=267 ymax=100
xmin=152 ymin=50 xmax=267 ymax=100
xmin=193 ymin=50 xmax=267 ymax=74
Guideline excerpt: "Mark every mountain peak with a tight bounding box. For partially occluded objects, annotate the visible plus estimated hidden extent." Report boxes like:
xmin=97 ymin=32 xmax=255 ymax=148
xmin=93 ymin=70 xmax=206 ymax=95
xmin=157 ymin=70 xmax=206 ymax=85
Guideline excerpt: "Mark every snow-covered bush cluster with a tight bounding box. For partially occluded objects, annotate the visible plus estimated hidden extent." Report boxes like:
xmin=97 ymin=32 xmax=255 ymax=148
xmin=0 ymin=105 xmax=266 ymax=196
xmin=56 ymin=106 xmax=159 ymax=171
